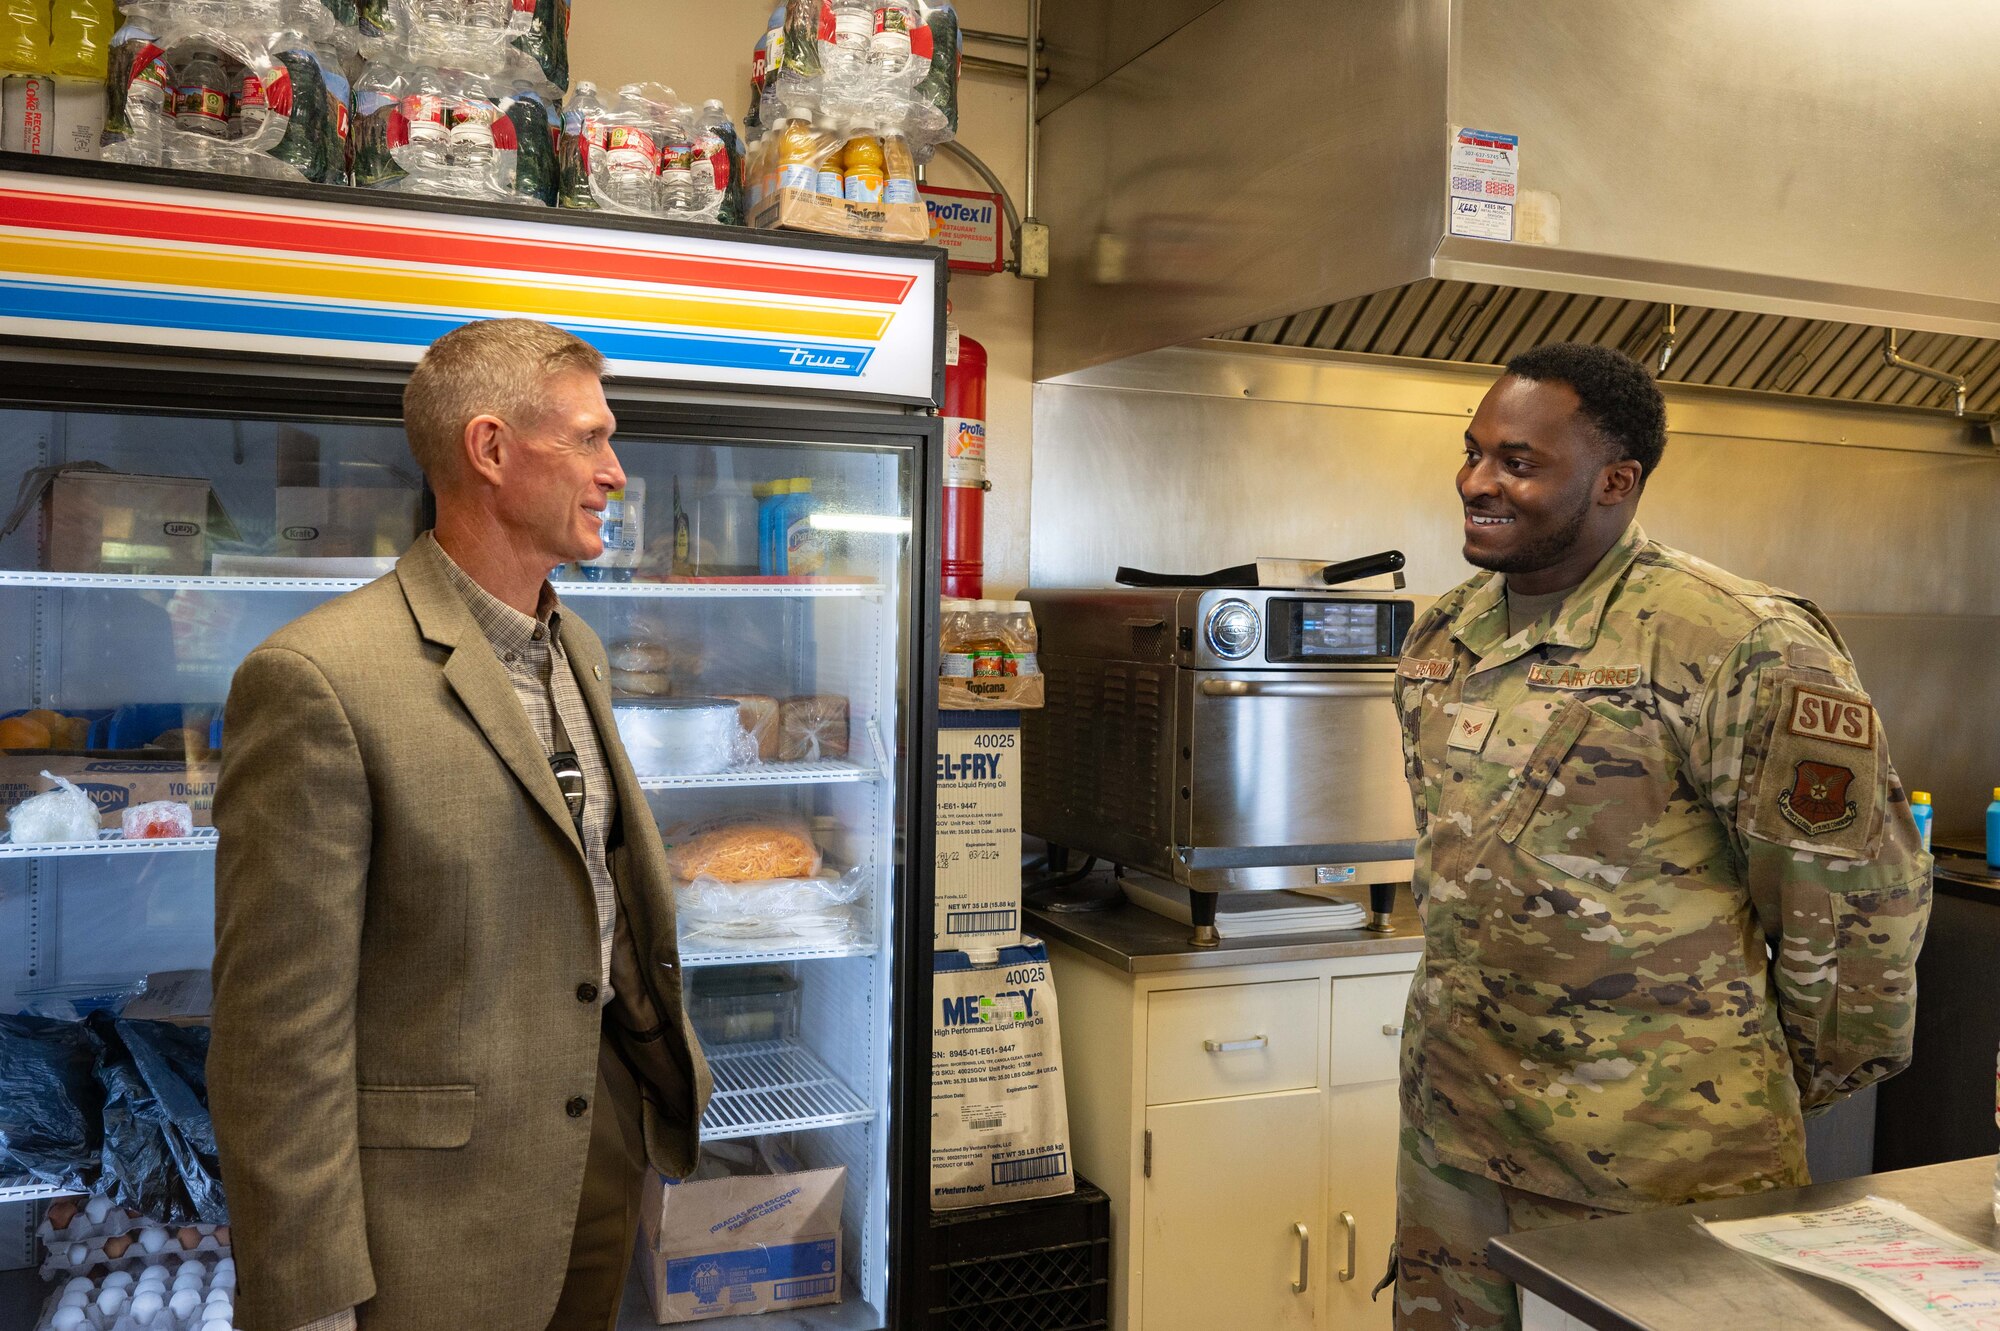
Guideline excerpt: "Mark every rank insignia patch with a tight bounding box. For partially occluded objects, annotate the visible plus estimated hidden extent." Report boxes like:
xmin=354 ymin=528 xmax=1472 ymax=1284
xmin=1778 ymin=760 xmax=1859 ymax=836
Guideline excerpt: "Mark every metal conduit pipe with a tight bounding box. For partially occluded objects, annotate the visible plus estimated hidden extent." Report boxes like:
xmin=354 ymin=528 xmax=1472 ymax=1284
xmin=1883 ymin=328 xmax=1968 ymax=417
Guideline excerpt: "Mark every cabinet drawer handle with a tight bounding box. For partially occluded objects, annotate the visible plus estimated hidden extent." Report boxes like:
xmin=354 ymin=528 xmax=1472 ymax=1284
xmin=1204 ymin=1035 xmax=1268 ymax=1053
xmin=1293 ymin=1222 xmax=1310 ymax=1294
xmin=1381 ymin=1024 xmax=1404 ymax=1037
xmin=1338 ymin=1211 xmax=1357 ymax=1282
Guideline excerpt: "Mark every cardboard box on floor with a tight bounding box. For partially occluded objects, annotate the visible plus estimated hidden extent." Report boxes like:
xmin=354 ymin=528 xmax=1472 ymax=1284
xmin=0 ymin=753 xmax=219 ymax=828
xmin=637 ymin=1141 xmax=845 ymax=1323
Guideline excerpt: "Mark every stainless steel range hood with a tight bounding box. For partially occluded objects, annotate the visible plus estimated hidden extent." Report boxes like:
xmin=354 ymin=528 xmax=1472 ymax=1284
xmin=1033 ymin=0 xmax=2000 ymax=391
xmin=1220 ymin=281 xmax=2000 ymax=418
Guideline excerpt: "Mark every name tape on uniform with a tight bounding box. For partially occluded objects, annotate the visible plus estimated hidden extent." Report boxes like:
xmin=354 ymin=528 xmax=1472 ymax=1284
xmin=1787 ymin=685 xmax=1874 ymax=749
xmin=1526 ymin=663 xmax=1643 ymax=690
xmin=1399 ymin=657 xmax=1456 ymax=682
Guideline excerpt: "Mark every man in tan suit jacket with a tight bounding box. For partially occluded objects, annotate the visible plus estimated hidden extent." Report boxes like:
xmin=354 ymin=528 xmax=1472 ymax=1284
xmin=210 ymin=319 xmax=710 ymax=1331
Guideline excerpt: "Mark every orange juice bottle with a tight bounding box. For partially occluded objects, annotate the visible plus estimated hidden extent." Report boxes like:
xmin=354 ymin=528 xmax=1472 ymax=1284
xmin=841 ymin=123 xmax=884 ymax=204
xmin=882 ymin=129 xmax=915 ymax=204
xmin=775 ymin=111 xmax=819 ymax=195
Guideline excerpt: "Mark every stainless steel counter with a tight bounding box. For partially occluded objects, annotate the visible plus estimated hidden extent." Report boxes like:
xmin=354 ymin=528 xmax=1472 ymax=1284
xmin=1025 ymin=883 xmax=1424 ymax=974
xmin=1491 ymin=1154 xmax=1994 ymax=1331
xmin=1933 ymin=844 xmax=2000 ymax=898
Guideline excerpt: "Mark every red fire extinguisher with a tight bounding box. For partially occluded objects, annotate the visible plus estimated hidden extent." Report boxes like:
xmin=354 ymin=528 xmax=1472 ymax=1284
xmin=941 ymin=318 xmax=987 ymax=600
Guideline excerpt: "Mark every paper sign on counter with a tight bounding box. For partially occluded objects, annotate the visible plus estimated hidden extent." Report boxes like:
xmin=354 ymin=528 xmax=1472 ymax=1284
xmin=1700 ymin=1196 xmax=2000 ymax=1331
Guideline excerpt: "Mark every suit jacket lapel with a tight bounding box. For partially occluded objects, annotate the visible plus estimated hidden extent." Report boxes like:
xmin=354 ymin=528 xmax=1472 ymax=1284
xmin=397 ymin=539 xmax=584 ymax=855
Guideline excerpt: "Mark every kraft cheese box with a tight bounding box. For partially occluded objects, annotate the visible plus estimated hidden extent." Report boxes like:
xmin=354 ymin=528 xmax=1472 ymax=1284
xmin=638 ymin=1149 xmax=845 ymax=1323
xmin=935 ymin=711 xmax=1022 ymax=951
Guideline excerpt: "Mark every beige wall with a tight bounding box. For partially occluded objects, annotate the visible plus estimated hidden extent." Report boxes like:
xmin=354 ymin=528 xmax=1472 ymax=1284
xmin=567 ymin=0 xmax=1037 ymax=595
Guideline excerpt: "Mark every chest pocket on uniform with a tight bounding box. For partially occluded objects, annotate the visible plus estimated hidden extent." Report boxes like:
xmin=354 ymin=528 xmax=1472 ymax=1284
xmin=1498 ymin=698 xmax=1676 ymax=886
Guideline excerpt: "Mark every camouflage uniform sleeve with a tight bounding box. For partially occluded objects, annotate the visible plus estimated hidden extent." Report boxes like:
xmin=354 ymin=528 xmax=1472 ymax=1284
xmin=1689 ymin=616 xmax=1932 ymax=1114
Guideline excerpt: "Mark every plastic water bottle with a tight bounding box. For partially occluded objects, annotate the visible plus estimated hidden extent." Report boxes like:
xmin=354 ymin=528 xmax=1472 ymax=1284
xmin=599 ymin=91 xmax=662 ymax=213
xmin=658 ymin=104 xmax=695 ymax=212
xmin=869 ymin=1 xmax=918 ymax=78
xmin=823 ymin=0 xmax=871 ymax=90
xmin=1987 ymin=786 xmax=2000 ymax=870
xmin=398 ymin=63 xmax=450 ymax=173
xmin=691 ymin=98 xmax=732 ymax=218
xmin=173 ymin=46 xmax=229 ymax=138
xmin=558 ymin=79 xmax=604 ymax=208
xmin=446 ymin=71 xmax=498 ymax=182
xmin=1909 ymin=791 xmax=1934 ymax=853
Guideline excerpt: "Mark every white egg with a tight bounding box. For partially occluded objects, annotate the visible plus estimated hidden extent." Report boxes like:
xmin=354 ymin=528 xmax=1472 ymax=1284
xmin=67 ymin=1241 xmax=89 ymax=1265
xmin=211 ymin=1270 xmax=235 ymax=1291
xmin=84 ymin=1195 xmax=113 ymax=1225
xmin=63 ymin=1275 xmax=93 ymax=1294
xmin=200 ymin=1320 xmax=233 ymax=1331
xmin=168 ymin=1288 xmax=201 ymax=1319
xmin=49 ymin=1307 xmax=85 ymax=1331
xmin=212 ymin=1257 xmax=234 ymax=1274
xmin=204 ymin=1288 xmax=232 ymax=1307
xmin=102 ymin=1271 xmax=135 ymax=1291
xmin=57 ymin=1288 xmax=88 ymax=1309
xmin=138 ymin=1264 xmax=168 ymax=1282
xmin=131 ymin=1289 xmax=164 ymax=1319
xmin=95 ymin=1287 xmax=126 ymax=1317
xmin=137 ymin=1226 xmax=170 ymax=1254
xmin=173 ymin=1266 xmax=204 ymax=1289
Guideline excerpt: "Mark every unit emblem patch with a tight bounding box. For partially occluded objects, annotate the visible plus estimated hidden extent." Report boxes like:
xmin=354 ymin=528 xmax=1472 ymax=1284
xmin=1778 ymin=760 xmax=1858 ymax=836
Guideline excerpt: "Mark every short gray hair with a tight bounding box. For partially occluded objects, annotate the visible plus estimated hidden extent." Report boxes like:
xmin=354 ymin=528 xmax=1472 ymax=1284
xmin=403 ymin=319 xmax=607 ymax=485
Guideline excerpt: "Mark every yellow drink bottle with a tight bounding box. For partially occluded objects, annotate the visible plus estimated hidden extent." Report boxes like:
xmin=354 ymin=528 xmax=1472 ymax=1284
xmin=841 ymin=125 xmax=884 ymax=204
xmin=882 ymin=130 xmax=916 ymax=204
xmin=0 ymin=0 xmax=51 ymax=74
xmin=50 ymin=0 xmax=109 ymax=80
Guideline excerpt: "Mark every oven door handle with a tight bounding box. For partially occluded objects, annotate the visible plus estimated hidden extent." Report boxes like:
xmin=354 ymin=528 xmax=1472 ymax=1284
xmin=1198 ymin=678 xmax=1392 ymax=699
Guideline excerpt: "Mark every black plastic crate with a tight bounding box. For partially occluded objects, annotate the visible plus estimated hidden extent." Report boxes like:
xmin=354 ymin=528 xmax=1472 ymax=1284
xmin=926 ymin=1175 xmax=1111 ymax=1331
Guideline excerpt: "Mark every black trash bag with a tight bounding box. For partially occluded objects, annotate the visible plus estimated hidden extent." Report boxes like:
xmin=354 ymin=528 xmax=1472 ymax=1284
xmin=89 ymin=1015 xmax=225 ymax=1224
xmin=0 ymin=1014 xmax=103 ymax=1195
xmin=88 ymin=1011 xmax=172 ymax=1220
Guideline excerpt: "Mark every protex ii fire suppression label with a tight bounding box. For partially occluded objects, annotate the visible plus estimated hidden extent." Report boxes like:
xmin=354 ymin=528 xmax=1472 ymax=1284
xmin=931 ymin=943 xmax=1074 ymax=1209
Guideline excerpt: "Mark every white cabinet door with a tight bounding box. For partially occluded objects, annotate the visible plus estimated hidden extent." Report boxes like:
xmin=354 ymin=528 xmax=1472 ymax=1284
xmin=1325 ymin=1081 xmax=1400 ymax=1330
xmin=1142 ymin=1090 xmax=1325 ymax=1331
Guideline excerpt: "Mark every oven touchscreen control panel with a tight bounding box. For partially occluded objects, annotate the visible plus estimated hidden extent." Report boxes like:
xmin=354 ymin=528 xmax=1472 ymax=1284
xmin=1264 ymin=598 xmax=1416 ymax=664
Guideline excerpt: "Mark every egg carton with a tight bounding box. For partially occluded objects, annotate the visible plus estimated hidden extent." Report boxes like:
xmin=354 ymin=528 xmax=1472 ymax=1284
xmin=35 ymin=1255 xmax=237 ymax=1330
xmin=37 ymin=1196 xmax=152 ymax=1245
xmin=40 ymin=1223 xmax=230 ymax=1279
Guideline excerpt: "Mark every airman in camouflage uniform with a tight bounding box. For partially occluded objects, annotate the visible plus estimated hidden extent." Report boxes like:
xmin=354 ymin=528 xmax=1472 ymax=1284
xmin=1387 ymin=344 xmax=1930 ymax=1330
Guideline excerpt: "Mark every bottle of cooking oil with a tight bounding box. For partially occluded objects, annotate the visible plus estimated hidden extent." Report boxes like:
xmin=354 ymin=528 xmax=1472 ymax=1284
xmin=943 ymin=598 xmax=1006 ymax=680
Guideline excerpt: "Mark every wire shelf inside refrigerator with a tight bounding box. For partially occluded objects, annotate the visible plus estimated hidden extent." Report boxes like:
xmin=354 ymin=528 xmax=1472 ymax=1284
xmin=0 ymin=570 xmax=883 ymax=599
xmin=680 ymin=937 xmax=876 ymax=967
xmin=636 ymin=757 xmax=879 ymax=792
xmin=0 ymin=1180 xmax=81 ymax=1205
xmin=698 ymin=1038 xmax=873 ymax=1142
xmin=0 ymin=828 xmax=217 ymax=858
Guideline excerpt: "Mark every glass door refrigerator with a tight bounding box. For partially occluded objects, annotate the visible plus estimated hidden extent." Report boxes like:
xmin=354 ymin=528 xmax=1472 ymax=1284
xmin=0 ymin=158 xmax=941 ymax=1330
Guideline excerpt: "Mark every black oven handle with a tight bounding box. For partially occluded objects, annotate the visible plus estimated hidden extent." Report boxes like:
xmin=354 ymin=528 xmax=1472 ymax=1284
xmin=1197 ymin=678 xmax=1393 ymax=699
